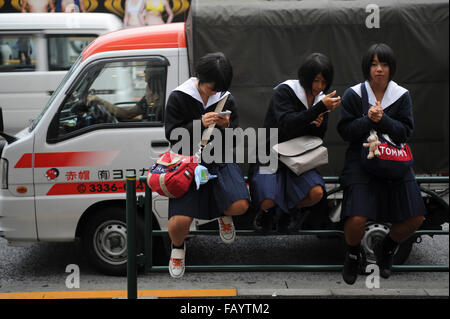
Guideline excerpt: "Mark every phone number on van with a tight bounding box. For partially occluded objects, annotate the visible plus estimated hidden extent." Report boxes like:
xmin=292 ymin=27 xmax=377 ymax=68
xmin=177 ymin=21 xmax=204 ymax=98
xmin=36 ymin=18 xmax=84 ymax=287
xmin=46 ymin=181 xmax=145 ymax=196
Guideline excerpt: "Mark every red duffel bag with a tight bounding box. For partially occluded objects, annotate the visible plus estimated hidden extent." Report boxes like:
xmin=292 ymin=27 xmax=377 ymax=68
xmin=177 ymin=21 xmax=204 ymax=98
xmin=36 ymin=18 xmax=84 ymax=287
xmin=147 ymin=95 xmax=229 ymax=198
xmin=146 ymin=152 xmax=198 ymax=198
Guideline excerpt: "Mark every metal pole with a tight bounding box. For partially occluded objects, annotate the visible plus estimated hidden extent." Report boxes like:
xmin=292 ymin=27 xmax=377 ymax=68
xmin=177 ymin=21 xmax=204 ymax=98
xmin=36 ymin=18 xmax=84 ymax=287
xmin=144 ymin=182 xmax=153 ymax=273
xmin=126 ymin=175 xmax=137 ymax=299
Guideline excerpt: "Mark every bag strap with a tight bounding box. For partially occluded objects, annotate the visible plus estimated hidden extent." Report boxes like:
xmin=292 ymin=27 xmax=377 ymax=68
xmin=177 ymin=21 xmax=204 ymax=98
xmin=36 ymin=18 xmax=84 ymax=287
xmin=199 ymin=95 xmax=229 ymax=148
xmin=360 ymin=82 xmax=369 ymax=115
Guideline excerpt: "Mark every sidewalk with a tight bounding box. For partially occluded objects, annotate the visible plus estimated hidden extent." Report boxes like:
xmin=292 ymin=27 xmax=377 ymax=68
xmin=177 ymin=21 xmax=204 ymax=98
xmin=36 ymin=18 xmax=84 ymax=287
xmin=1 ymin=271 xmax=448 ymax=299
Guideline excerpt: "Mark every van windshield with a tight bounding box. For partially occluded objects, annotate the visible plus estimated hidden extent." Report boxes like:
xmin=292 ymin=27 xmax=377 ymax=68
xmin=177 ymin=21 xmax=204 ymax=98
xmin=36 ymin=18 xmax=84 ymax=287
xmin=29 ymin=55 xmax=82 ymax=132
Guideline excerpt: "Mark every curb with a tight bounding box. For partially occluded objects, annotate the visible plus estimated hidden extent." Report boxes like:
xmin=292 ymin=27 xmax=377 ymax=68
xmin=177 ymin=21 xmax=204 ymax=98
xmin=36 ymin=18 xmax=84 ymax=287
xmin=0 ymin=288 xmax=447 ymax=299
xmin=237 ymin=288 xmax=449 ymax=298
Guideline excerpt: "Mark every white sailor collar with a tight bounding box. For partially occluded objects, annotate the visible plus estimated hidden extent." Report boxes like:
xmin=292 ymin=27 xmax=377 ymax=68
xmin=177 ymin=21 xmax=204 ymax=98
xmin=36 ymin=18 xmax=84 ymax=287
xmin=277 ymin=79 xmax=325 ymax=109
xmin=350 ymin=80 xmax=408 ymax=110
xmin=173 ymin=77 xmax=230 ymax=109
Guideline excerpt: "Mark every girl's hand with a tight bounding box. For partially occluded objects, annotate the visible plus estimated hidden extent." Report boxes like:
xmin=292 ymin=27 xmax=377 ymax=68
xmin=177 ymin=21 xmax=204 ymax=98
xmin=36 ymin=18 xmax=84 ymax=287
xmin=311 ymin=112 xmax=325 ymax=127
xmin=201 ymin=112 xmax=219 ymax=127
xmin=215 ymin=112 xmax=231 ymax=128
xmin=322 ymin=90 xmax=341 ymax=111
xmin=368 ymin=101 xmax=383 ymax=123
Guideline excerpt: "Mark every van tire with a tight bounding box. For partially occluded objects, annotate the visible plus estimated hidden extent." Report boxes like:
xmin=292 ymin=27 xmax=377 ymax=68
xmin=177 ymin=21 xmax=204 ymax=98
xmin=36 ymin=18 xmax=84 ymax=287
xmin=82 ymin=206 xmax=137 ymax=276
xmin=81 ymin=206 xmax=169 ymax=276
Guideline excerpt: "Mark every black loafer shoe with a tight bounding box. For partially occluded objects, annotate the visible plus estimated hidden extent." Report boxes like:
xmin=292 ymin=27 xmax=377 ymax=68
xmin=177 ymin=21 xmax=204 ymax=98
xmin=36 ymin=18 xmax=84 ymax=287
xmin=277 ymin=213 xmax=291 ymax=234
xmin=253 ymin=209 xmax=274 ymax=234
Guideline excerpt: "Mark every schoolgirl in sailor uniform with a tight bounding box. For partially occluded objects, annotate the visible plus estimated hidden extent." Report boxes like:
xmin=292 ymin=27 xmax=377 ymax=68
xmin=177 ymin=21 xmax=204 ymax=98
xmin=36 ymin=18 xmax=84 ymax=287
xmin=250 ymin=53 xmax=340 ymax=233
xmin=165 ymin=78 xmax=249 ymax=220
xmin=164 ymin=52 xmax=250 ymax=278
xmin=337 ymin=43 xmax=426 ymax=285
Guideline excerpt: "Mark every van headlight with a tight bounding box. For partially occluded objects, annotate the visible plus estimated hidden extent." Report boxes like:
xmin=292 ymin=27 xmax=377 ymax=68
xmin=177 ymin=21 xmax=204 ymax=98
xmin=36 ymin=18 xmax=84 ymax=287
xmin=1 ymin=158 xmax=8 ymax=189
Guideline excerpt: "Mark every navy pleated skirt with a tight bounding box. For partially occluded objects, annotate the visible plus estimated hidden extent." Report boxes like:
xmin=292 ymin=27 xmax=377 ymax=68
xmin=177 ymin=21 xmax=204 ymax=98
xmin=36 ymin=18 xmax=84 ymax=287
xmin=341 ymin=178 xmax=427 ymax=223
xmin=250 ymin=165 xmax=325 ymax=213
xmin=168 ymin=163 xmax=250 ymax=220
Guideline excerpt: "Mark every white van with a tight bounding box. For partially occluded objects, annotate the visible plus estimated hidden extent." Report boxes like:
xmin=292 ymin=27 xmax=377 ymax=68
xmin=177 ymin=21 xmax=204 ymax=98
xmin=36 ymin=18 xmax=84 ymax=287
xmin=0 ymin=13 xmax=123 ymax=134
xmin=0 ymin=23 xmax=187 ymax=275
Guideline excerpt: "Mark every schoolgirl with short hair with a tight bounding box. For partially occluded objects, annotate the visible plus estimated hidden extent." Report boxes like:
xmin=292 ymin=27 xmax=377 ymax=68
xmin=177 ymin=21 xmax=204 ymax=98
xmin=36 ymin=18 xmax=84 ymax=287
xmin=250 ymin=52 xmax=340 ymax=233
xmin=337 ymin=43 xmax=426 ymax=285
xmin=164 ymin=52 xmax=250 ymax=278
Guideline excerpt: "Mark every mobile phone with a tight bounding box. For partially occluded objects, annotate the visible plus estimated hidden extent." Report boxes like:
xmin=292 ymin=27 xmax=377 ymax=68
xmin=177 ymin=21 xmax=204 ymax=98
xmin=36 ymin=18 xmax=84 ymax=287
xmin=218 ymin=110 xmax=232 ymax=116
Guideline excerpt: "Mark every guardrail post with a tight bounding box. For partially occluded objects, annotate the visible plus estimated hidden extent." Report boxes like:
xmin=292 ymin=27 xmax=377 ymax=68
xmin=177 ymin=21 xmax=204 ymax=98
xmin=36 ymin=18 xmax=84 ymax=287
xmin=126 ymin=175 xmax=137 ymax=299
xmin=144 ymin=182 xmax=153 ymax=273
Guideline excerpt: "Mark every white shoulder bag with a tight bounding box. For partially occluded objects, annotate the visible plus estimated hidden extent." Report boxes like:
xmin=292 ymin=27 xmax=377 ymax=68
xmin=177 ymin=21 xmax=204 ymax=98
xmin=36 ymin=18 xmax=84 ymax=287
xmin=272 ymin=135 xmax=328 ymax=175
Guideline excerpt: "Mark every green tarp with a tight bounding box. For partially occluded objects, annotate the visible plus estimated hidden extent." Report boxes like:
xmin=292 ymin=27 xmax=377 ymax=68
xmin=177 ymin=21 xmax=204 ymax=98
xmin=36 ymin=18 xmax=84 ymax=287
xmin=187 ymin=0 xmax=449 ymax=175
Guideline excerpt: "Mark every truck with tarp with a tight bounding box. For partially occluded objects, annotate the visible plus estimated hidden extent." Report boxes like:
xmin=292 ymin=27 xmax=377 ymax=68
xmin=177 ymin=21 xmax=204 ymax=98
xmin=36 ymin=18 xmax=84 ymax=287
xmin=0 ymin=0 xmax=448 ymax=275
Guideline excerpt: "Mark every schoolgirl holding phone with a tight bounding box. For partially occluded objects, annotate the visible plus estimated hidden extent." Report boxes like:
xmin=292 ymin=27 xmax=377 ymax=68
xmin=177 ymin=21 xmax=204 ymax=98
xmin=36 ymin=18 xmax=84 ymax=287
xmin=250 ymin=53 xmax=340 ymax=233
xmin=164 ymin=52 xmax=250 ymax=278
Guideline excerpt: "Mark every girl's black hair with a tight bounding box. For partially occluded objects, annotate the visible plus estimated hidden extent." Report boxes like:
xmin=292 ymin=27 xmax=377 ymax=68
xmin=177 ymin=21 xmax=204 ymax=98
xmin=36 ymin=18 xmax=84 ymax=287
xmin=298 ymin=53 xmax=334 ymax=93
xmin=361 ymin=43 xmax=396 ymax=81
xmin=195 ymin=52 xmax=233 ymax=92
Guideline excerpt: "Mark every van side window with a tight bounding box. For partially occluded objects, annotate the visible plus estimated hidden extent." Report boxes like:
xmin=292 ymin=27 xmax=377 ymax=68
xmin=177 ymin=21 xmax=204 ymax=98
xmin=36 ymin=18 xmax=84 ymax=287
xmin=52 ymin=58 xmax=167 ymax=139
xmin=0 ymin=35 xmax=36 ymax=72
xmin=47 ymin=35 xmax=97 ymax=71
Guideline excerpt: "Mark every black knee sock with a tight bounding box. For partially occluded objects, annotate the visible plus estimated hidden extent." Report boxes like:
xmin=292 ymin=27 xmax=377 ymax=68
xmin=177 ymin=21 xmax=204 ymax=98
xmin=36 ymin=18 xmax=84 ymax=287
xmin=382 ymin=235 xmax=399 ymax=253
xmin=347 ymin=243 xmax=361 ymax=256
xmin=172 ymin=242 xmax=184 ymax=249
xmin=262 ymin=207 xmax=275 ymax=214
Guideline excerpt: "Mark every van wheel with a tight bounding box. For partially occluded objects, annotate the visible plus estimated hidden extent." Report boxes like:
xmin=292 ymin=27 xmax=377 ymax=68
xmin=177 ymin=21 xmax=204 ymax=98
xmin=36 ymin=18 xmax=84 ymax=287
xmin=82 ymin=207 xmax=135 ymax=276
xmin=82 ymin=206 xmax=169 ymax=276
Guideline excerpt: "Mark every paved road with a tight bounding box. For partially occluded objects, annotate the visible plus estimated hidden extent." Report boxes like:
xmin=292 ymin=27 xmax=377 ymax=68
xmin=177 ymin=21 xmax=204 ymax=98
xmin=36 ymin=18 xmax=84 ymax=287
xmin=0 ymin=223 xmax=448 ymax=299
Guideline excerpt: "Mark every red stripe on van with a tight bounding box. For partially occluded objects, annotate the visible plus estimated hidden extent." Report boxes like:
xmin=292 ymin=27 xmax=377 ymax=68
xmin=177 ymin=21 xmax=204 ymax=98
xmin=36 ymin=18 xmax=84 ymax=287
xmin=14 ymin=153 xmax=33 ymax=168
xmin=14 ymin=151 xmax=119 ymax=168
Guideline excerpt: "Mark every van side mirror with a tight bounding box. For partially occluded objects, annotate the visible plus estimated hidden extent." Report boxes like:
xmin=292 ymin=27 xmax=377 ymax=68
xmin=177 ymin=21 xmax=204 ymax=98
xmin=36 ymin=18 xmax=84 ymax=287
xmin=0 ymin=107 xmax=18 ymax=144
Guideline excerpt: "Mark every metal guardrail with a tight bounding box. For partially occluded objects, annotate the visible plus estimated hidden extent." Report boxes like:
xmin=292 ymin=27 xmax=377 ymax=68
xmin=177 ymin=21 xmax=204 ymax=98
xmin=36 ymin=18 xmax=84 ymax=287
xmin=125 ymin=175 xmax=449 ymax=299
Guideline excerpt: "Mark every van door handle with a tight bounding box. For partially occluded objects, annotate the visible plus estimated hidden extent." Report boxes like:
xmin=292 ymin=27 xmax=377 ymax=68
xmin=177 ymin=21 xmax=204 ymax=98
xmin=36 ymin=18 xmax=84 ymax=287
xmin=48 ymin=90 xmax=54 ymax=95
xmin=151 ymin=140 xmax=170 ymax=148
